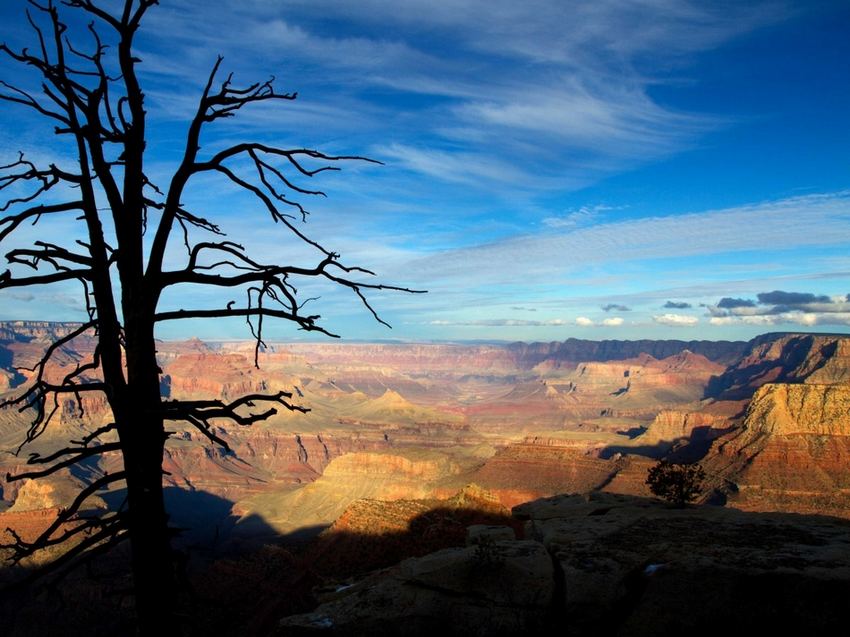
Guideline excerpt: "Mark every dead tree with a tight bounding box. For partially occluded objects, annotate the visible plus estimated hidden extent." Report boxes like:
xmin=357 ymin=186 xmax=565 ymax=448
xmin=0 ymin=1 xmax=418 ymax=633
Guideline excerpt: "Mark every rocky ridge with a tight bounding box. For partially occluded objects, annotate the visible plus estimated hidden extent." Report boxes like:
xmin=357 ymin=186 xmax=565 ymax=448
xmin=2 ymin=324 xmax=850 ymax=554
xmin=705 ymin=382 xmax=850 ymax=516
xmin=279 ymin=492 xmax=850 ymax=635
xmin=706 ymin=332 xmax=850 ymax=400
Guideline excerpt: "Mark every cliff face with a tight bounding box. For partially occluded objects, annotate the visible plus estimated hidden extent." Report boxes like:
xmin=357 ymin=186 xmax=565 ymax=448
xmin=508 ymin=338 xmax=748 ymax=368
xmin=159 ymin=428 xmax=396 ymax=504
xmin=467 ymin=439 xmax=654 ymax=507
xmin=8 ymin=472 xmax=107 ymax=512
xmin=707 ymin=382 xmax=850 ymax=517
xmin=165 ymin=352 xmax=255 ymax=397
xmin=284 ymin=343 xmax=521 ymax=375
xmin=0 ymin=507 xmax=64 ymax=544
xmin=2 ymin=322 xmax=849 ymax=536
xmin=233 ymin=449 xmax=470 ymax=536
xmin=0 ymin=321 xmax=85 ymax=343
xmin=742 ymin=383 xmax=850 ymax=436
xmin=706 ymin=333 xmax=850 ymax=400
xmin=471 ymin=444 xmax=615 ymax=504
xmin=284 ymin=338 xmax=748 ymax=375
xmin=693 ymin=333 xmax=850 ymax=517
xmin=638 ymin=409 xmax=729 ymax=446
xmin=565 ymin=351 xmax=724 ymax=401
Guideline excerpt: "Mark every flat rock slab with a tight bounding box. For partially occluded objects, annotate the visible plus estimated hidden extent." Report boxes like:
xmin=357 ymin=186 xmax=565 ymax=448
xmin=277 ymin=540 xmax=554 ymax=636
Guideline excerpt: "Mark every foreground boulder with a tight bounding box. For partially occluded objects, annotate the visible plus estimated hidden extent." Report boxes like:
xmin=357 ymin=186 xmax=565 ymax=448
xmin=280 ymin=491 xmax=850 ymax=635
xmin=277 ymin=540 xmax=554 ymax=636
xmin=516 ymin=492 xmax=850 ymax=635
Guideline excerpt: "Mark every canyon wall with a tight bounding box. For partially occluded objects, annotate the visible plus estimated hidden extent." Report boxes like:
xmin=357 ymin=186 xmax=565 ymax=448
xmin=2 ymin=322 xmax=850 ymax=540
xmin=706 ymin=382 xmax=850 ymax=517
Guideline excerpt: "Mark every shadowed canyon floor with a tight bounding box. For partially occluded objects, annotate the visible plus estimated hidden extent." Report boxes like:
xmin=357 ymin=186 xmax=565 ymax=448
xmin=1 ymin=323 xmax=850 ymax=634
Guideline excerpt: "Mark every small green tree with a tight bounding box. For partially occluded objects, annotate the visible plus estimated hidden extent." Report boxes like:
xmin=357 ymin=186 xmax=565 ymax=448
xmin=646 ymin=460 xmax=706 ymax=507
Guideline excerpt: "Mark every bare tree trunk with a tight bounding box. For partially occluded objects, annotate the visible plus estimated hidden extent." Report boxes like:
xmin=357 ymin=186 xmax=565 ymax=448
xmin=118 ymin=315 xmax=179 ymax=635
xmin=0 ymin=5 xmax=416 ymax=634
xmin=120 ymin=424 xmax=177 ymax=635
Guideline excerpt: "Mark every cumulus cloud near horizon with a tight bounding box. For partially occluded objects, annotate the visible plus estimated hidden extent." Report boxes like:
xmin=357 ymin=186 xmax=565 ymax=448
xmin=574 ymin=316 xmax=625 ymax=327
xmin=653 ymin=313 xmax=699 ymax=327
xmin=756 ymin=290 xmax=831 ymax=305
xmin=706 ymin=289 xmax=850 ymax=327
xmin=717 ymin=297 xmax=756 ymax=309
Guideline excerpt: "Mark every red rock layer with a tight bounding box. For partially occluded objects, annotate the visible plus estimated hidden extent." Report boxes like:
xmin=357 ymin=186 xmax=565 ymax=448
xmin=0 ymin=507 xmax=62 ymax=543
xmin=469 ymin=444 xmax=616 ymax=506
xmin=707 ymin=333 xmax=850 ymax=400
xmin=639 ymin=409 xmax=729 ymax=445
xmin=707 ymin=382 xmax=850 ymax=517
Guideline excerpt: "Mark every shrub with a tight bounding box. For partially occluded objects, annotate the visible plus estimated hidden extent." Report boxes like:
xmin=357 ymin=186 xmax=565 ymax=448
xmin=646 ymin=460 xmax=706 ymax=507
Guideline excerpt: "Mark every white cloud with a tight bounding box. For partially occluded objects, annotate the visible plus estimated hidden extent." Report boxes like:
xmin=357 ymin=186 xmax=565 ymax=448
xmin=427 ymin=318 xmax=567 ymax=327
xmin=575 ymin=316 xmax=594 ymax=326
xmin=602 ymin=317 xmax=624 ymax=326
xmin=653 ymin=313 xmax=699 ymax=327
xmin=110 ymin=0 xmax=783 ymax=191
xmin=798 ymin=313 xmax=819 ymax=326
xmin=542 ymin=204 xmax=619 ymax=229
xmin=407 ymin=192 xmax=850 ymax=285
xmin=710 ymin=311 xmax=850 ymax=327
xmin=704 ymin=290 xmax=850 ymax=328
xmin=377 ymin=143 xmax=544 ymax=188
xmin=708 ymin=316 xmax=732 ymax=326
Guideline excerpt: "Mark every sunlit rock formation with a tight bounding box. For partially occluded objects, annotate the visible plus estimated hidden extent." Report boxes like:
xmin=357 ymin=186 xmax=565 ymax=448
xmin=707 ymin=382 xmax=850 ymax=516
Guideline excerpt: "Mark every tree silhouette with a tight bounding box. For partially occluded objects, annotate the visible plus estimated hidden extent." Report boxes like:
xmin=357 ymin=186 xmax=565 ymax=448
xmin=0 ymin=1 xmax=418 ymax=632
xmin=645 ymin=460 xmax=706 ymax=507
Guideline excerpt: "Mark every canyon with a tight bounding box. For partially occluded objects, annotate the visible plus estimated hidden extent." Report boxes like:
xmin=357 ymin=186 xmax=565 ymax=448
xmin=1 ymin=322 xmax=849 ymax=634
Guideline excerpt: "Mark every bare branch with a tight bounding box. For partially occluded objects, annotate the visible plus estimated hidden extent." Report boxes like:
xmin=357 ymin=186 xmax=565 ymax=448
xmin=0 ymin=471 xmax=126 ymax=562
xmin=0 ymin=154 xmax=79 ymax=212
xmin=0 ymin=201 xmax=85 ymax=243
xmin=0 ymin=79 xmax=72 ymax=124
xmin=7 ymin=241 xmax=94 ymax=268
xmin=0 ymin=267 xmax=91 ymax=288
xmin=2 ymin=527 xmax=130 ymax=594
xmin=160 ymin=390 xmax=308 ymax=451
xmin=154 ymin=305 xmax=338 ymax=337
xmin=71 ymin=421 xmax=117 ymax=447
xmin=0 ymin=320 xmax=100 ymax=451
xmin=9 ymin=441 xmax=120 ymax=481
xmin=0 ymin=2 xmax=422 ymax=613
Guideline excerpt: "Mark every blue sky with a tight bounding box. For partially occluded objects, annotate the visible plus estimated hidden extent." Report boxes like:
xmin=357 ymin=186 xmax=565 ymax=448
xmin=1 ymin=0 xmax=849 ymax=342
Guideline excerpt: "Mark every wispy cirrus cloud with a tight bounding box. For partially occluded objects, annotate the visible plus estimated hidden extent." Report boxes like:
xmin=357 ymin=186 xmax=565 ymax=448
xmin=543 ymin=204 xmax=620 ymax=229
xmin=428 ymin=318 xmax=566 ymax=327
xmin=3 ymin=0 xmax=844 ymax=344
xmin=110 ymin=0 xmax=785 ymax=192
xmin=405 ymin=192 xmax=850 ymax=285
